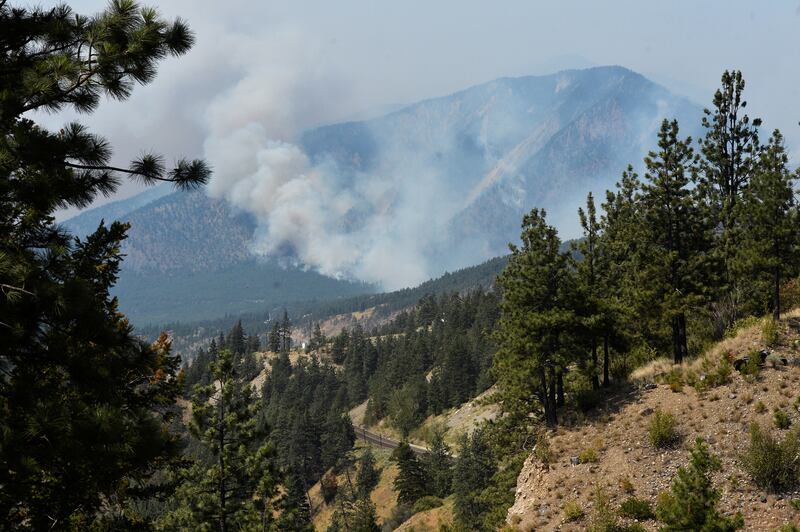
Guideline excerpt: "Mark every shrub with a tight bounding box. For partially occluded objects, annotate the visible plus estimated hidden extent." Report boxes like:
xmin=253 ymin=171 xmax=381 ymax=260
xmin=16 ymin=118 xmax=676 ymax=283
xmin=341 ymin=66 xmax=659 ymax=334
xmin=740 ymin=350 xmax=761 ymax=379
xmin=320 ymin=470 xmax=338 ymax=504
xmin=579 ymin=446 xmax=599 ymax=464
xmin=741 ymin=423 xmax=800 ymax=492
xmin=755 ymin=401 xmax=767 ymax=414
xmin=618 ymin=475 xmax=635 ymax=494
xmin=648 ymin=410 xmax=681 ymax=449
xmin=589 ymin=486 xmax=619 ymax=532
xmin=619 ymin=497 xmax=655 ymax=520
xmin=412 ymin=495 xmax=443 ymax=513
xmin=563 ymin=499 xmax=584 ymax=522
xmin=762 ymin=318 xmax=780 ymax=347
xmin=666 ymin=369 xmax=684 ymax=393
xmin=790 ymin=498 xmax=800 ymax=511
xmin=774 ymin=409 xmax=792 ymax=430
xmin=656 ymin=439 xmax=744 ymax=531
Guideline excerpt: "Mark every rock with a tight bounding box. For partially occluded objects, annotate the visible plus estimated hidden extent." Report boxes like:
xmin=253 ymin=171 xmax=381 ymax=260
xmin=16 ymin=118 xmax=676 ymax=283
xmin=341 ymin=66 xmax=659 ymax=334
xmin=640 ymin=407 xmax=654 ymax=417
xmin=570 ymin=456 xmax=580 ymax=466
xmin=729 ymin=393 xmax=737 ymax=400
xmin=761 ymin=495 xmax=767 ymax=503
xmin=644 ymin=383 xmax=658 ymax=390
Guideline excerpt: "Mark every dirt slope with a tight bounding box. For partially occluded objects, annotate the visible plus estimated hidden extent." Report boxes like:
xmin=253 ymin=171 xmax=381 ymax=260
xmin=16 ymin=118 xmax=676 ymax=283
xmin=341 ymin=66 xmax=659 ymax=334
xmin=507 ymin=315 xmax=800 ymax=531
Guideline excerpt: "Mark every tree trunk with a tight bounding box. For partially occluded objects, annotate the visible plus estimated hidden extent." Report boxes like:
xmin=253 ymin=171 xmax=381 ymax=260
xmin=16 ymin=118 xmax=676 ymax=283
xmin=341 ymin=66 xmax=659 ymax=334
xmin=219 ymin=392 xmax=227 ymax=532
xmin=677 ymin=313 xmax=688 ymax=363
xmin=671 ymin=316 xmax=682 ymax=364
xmin=602 ymin=332 xmax=610 ymax=387
xmin=591 ymin=337 xmax=599 ymax=390
xmin=556 ymin=370 xmax=565 ymax=407
xmin=546 ymin=364 xmax=557 ymax=425
xmin=774 ymin=266 xmax=781 ymax=321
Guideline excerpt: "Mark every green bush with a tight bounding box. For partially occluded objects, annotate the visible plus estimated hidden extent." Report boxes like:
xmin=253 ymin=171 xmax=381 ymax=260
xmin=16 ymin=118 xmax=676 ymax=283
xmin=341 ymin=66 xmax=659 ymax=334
xmin=619 ymin=497 xmax=655 ymax=520
xmin=741 ymin=423 xmax=800 ymax=492
xmin=412 ymin=495 xmax=443 ymax=513
xmin=666 ymin=369 xmax=684 ymax=393
xmin=656 ymin=439 xmax=744 ymax=531
xmin=774 ymin=409 xmax=792 ymax=430
xmin=648 ymin=410 xmax=681 ymax=449
xmin=740 ymin=350 xmax=761 ymax=379
xmin=579 ymin=446 xmax=599 ymax=463
xmin=563 ymin=499 xmax=584 ymax=522
xmin=762 ymin=318 xmax=780 ymax=347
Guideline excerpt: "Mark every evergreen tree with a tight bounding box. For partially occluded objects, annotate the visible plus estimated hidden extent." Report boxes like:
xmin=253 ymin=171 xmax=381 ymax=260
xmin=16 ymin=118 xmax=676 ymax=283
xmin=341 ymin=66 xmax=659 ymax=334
xmin=576 ymin=192 xmax=605 ymax=388
xmin=639 ymin=119 xmax=708 ymax=363
xmin=424 ymin=430 xmax=454 ymax=498
xmin=392 ymin=441 xmax=431 ymax=504
xmin=280 ymin=310 xmax=293 ymax=352
xmin=656 ymin=439 xmax=744 ymax=531
xmin=276 ymin=469 xmax=314 ymax=531
xmin=356 ymin=448 xmax=381 ymax=497
xmin=309 ymin=322 xmax=327 ymax=351
xmin=226 ymin=319 xmax=245 ymax=355
xmin=735 ymin=130 xmax=798 ymax=320
xmin=697 ymin=70 xmax=763 ymax=315
xmin=493 ymin=208 xmax=574 ymax=427
xmin=164 ymin=349 xmax=280 ymax=530
xmin=268 ymin=320 xmax=281 ymax=352
xmin=453 ymin=430 xmax=496 ymax=531
xmin=0 ymin=2 xmax=209 ymax=526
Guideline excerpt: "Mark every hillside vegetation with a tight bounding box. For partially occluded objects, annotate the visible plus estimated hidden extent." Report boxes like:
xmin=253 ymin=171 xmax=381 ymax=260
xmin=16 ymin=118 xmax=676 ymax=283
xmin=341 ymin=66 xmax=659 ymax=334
xmin=507 ymin=312 xmax=800 ymax=531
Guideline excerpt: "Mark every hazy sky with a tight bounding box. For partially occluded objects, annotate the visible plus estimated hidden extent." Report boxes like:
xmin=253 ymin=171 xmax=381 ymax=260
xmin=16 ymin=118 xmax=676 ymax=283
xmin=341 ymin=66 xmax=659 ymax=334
xmin=52 ymin=0 xmax=800 ymax=217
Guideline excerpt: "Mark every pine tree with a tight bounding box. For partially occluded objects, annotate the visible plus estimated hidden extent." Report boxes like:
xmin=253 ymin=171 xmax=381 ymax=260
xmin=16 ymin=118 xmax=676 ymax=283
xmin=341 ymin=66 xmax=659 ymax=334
xmin=268 ymin=320 xmax=281 ymax=352
xmin=164 ymin=349 xmax=280 ymax=530
xmin=309 ymin=322 xmax=327 ymax=351
xmin=697 ymin=70 xmax=763 ymax=315
xmin=494 ymin=208 xmax=574 ymax=427
xmin=0 ymin=2 xmax=209 ymax=526
xmin=226 ymin=319 xmax=245 ymax=355
xmin=356 ymin=448 xmax=381 ymax=497
xmin=576 ymin=192 xmax=605 ymax=388
xmin=639 ymin=119 xmax=709 ymax=363
xmin=280 ymin=310 xmax=293 ymax=352
xmin=735 ymin=130 xmax=798 ymax=320
xmin=656 ymin=439 xmax=744 ymax=531
xmin=277 ymin=469 xmax=314 ymax=531
xmin=424 ymin=430 xmax=454 ymax=498
xmin=392 ymin=441 xmax=431 ymax=504
xmin=453 ymin=430 xmax=496 ymax=531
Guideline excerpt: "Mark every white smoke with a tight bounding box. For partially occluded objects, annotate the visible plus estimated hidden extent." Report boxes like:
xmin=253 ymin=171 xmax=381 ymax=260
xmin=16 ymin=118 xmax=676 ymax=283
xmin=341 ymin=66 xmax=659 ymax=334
xmin=202 ymin=28 xmax=463 ymax=289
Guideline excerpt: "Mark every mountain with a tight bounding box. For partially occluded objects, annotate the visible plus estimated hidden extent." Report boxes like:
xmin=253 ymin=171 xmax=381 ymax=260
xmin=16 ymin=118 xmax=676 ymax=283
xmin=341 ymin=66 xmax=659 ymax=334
xmin=62 ymin=189 xmax=372 ymax=325
xmin=62 ymin=66 xmax=702 ymax=326
xmin=300 ymin=65 xmax=701 ymax=259
xmin=61 ymin=184 xmax=172 ymax=238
